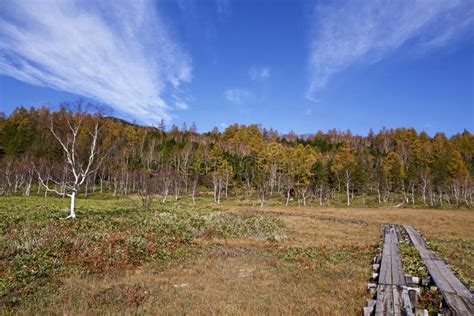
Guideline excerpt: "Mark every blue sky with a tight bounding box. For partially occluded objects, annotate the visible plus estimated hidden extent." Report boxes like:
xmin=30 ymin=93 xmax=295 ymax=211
xmin=0 ymin=0 xmax=473 ymax=135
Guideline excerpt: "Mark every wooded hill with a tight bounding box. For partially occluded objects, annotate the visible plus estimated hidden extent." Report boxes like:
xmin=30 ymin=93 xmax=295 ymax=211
xmin=1 ymin=103 xmax=473 ymax=210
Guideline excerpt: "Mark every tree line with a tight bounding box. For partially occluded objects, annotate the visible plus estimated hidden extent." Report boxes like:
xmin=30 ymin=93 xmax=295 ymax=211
xmin=1 ymin=102 xmax=473 ymax=217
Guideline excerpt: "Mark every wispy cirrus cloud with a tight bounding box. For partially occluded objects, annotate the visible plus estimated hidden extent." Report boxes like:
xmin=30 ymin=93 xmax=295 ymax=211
xmin=224 ymin=88 xmax=250 ymax=105
xmin=173 ymin=94 xmax=189 ymax=110
xmin=216 ymin=0 xmax=231 ymax=19
xmin=249 ymin=66 xmax=270 ymax=81
xmin=307 ymin=0 xmax=474 ymax=99
xmin=0 ymin=0 xmax=192 ymax=123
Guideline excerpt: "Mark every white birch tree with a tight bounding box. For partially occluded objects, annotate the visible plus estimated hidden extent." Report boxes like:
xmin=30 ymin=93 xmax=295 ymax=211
xmin=37 ymin=107 xmax=102 ymax=219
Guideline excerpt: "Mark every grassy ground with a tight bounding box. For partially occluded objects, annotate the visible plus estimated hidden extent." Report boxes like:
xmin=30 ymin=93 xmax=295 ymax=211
xmin=227 ymin=203 xmax=474 ymax=290
xmin=1 ymin=195 xmax=472 ymax=314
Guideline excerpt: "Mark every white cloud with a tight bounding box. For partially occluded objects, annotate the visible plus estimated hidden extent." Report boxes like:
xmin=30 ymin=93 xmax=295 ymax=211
xmin=0 ymin=0 xmax=192 ymax=123
xmin=249 ymin=66 xmax=271 ymax=81
xmin=306 ymin=95 xmax=320 ymax=103
xmin=216 ymin=0 xmax=231 ymax=18
xmin=304 ymin=108 xmax=312 ymax=116
xmin=224 ymin=88 xmax=250 ymax=104
xmin=307 ymin=0 xmax=474 ymax=99
xmin=173 ymin=95 xmax=189 ymax=110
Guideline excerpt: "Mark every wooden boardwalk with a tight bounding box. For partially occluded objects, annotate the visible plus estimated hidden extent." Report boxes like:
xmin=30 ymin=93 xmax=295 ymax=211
xmin=374 ymin=225 xmax=413 ymax=316
xmin=404 ymin=225 xmax=474 ymax=315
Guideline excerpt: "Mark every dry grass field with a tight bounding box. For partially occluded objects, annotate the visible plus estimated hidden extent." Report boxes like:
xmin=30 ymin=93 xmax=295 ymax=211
xmin=45 ymin=218 xmax=379 ymax=314
xmin=1 ymin=196 xmax=472 ymax=315
xmin=232 ymin=204 xmax=474 ymax=286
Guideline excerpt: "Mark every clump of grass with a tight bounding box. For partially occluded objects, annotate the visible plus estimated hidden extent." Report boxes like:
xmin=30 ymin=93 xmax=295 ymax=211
xmin=283 ymin=247 xmax=318 ymax=261
xmin=91 ymin=283 xmax=149 ymax=308
xmin=417 ymin=288 xmax=443 ymax=314
xmin=153 ymin=210 xmax=286 ymax=242
xmin=398 ymin=240 xmax=429 ymax=278
xmin=448 ymin=264 xmax=474 ymax=292
xmin=431 ymin=239 xmax=474 ymax=291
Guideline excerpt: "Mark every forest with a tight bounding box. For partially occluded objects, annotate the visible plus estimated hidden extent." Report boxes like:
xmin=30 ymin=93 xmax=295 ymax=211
xmin=1 ymin=102 xmax=473 ymax=216
xmin=1 ymin=102 xmax=474 ymax=314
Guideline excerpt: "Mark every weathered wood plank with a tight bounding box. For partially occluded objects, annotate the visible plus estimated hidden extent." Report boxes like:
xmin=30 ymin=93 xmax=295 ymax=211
xmin=444 ymin=293 xmax=474 ymax=316
xmin=401 ymin=288 xmax=414 ymax=316
xmin=424 ymin=259 xmax=456 ymax=294
xmin=375 ymin=225 xmax=413 ymax=315
xmin=379 ymin=225 xmax=406 ymax=286
xmin=375 ymin=284 xmax=390 ymax=315
xmin=403 ymin=225 xmax=474 ymax=315
xmin=379 ymin=254 xmax=391 ymax=285
xmin=383 ymin=225 xmax=393 ymax=254
xmin=436 ymin=263 xmax=473 ymax=300
xmin=379 ymin=226 xmax=392 ymax=285
xmin=392 ymin=285 xmax=403 ymax=316
xmin=404 ymin=225 xmax=439 ymax=260
xmin=389 ymin=227 xmax=406 ymax=286
xmin=375 ymin=284 xmax=413 ymax=316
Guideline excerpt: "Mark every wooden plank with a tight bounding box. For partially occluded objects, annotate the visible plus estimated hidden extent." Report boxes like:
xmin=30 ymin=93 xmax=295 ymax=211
xmin=401 ymin=288 xmax=414 ymax=316
xmin=432 ymin=261 xmax=473 ymax=299
xmin=424 ymin=259 xmax=456 ymax=294
xmin=379 ymin=225 xmax=406 ymax=286
xmin=389 ymin=227 xmax=406 ymax=286
xmin=375 ymin=225 xmax=413 ymax=315
xmin=403 ymin=225 xmax=474 ymax=315
xmin=379 ymin=253 xmax=391 ymax=285
xmin=404 ymin=225 xmax=439 ymax=260
xmin=375 ymin=284 xmax=390 ymax=315
xmin=391 ymin=250 xmax=406 ymax=286
xmin=375 ymin=285 xmax=413 ymax=316
xmin=379 ymin=226 xmax=392 ymax=285
xmin=392 ymin=285 xmax=403 ymax=316
xmin=444 ymin=293 xmax=474 ymax=316
xmin=404 ymin=225 xmax=472 ymax=298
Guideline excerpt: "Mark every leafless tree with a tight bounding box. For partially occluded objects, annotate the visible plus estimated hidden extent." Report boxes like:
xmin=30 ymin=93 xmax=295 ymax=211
xmin=137 ymin=170 xmax=159 ymax=209
xmin=36 ymin=102 xmax=104 ymax=219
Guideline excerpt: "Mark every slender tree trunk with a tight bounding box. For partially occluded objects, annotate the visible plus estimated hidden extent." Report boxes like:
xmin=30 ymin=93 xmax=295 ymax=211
xmin=464 ymin=180 xmax=469 ymax=205
xmin=113 ymin=177 xmax=118 ymax=197
xmin=346 ymin=182 xmax=350 ymax=206
xmin=191 ymin=181 xmax=196 ymax=205
xmin=162 ymin=189 xmax=169 ymax=203
xmin=438 ymin=188 xmax=443 ymax=207
xmin=174 ymin=180 xmax=180 ymax=201
xmin=84 ymin=179 xmax=89 ymax=198
xmin=429 ymin=187 xmax=434 ymax=206
xmin=225 ymin=178 xmax=229 ymax=199
xmin=69 ymin=191 xmax=77 ymax=219
xmin=421 ymin=176 xmax=428 ymax=206
xmin=44 ymin=178 xmax=49 ymax=197
xmin=377 ymin=185 xmax=382 ymax=205
xmin=213 ymin=177 xmax=218 ymax=203
xmin=402 ymin=183 xmax=409 ymax=203
xmin=24 ymin=177 xmax=32 ymax=196
xmin=217 ymin=179 xmax=221 ymax=204
xmin=319 ymin=184 xmax=323 ymax=206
